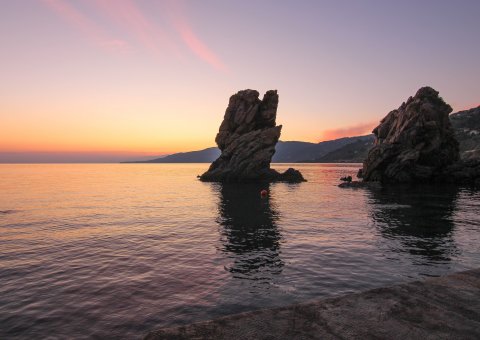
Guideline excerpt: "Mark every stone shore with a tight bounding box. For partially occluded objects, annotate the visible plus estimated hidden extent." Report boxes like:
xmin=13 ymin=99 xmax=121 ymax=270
xmin=145 ymin=268 xmax=480 ymax=340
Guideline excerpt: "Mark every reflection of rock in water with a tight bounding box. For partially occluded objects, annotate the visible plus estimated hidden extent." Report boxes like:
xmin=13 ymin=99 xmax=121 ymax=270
xmin=215 ymin=183 xmax=283 ymax=281
xmin=367 ymin=185 xmax=459 ymax=263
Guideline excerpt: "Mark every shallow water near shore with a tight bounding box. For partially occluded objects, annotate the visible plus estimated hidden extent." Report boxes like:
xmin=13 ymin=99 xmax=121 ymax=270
xmin=1 ymin=163 xmax=479 ymax=339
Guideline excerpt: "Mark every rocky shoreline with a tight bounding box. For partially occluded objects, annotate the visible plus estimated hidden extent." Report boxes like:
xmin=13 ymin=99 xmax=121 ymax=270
xmin=145 ymin=268 xmax=480 ymax=340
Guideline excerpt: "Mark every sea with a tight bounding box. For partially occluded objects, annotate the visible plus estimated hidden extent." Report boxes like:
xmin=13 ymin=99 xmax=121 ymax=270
xmin=1 ymin=163 xmax=479 ymax=339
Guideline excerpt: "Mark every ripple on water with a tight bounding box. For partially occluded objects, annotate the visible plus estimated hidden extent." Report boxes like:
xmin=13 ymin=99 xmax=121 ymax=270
xmin=0 ymin=164 xmax=479 ymax=339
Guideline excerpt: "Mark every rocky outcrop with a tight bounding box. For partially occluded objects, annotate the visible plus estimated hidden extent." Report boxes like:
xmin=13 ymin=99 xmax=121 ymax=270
xmin=361 ymin=87 xmax=460 ymax=183
xmin=200 ymin=90 xmax=305 ymax=182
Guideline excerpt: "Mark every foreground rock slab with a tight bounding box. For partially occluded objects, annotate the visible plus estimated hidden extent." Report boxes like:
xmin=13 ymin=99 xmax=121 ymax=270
xmin=145 ymin=268 xmax=480 ymax=340
xmin=200 ymin=89 xmax=305 ymax=182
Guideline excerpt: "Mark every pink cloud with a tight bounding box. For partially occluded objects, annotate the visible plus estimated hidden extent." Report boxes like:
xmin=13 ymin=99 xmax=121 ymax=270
xmin=43 ymin=0 xmax=227 ymax=71
xmin=164 ymin=0 xmax=228 ymax=72
xmin=175 ymin=22 xmax=227 ymax=72
xmin=100 ymin=39 xmax=132 ymax=53
xmin=42 ymin=0 xmax=130 ymax=53
xmin=460 ymin=103 xmax=480 ymax=111
xmin=319 ymin=121 xmax=378 ymax=141
xmin=91 ymin=0 xmax=178 ymax=58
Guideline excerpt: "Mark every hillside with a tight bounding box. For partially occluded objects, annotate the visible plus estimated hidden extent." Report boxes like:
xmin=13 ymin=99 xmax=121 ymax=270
xmin=124 ymin=147 xmax=221 ymax=163
xmin=128 ymin=136 xmax=372 ymax=163
xmin=450 ymin=106 xmax=480 ymax=160
xmin=311 ymin=135 xmax=374 ymax=163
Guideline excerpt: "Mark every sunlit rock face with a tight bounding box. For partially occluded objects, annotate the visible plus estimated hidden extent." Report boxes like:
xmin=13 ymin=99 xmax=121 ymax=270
xmin=200 ymin=89 xmax=305 ymax=182
xmin=361 ymin=86 xmax=459 ymax=183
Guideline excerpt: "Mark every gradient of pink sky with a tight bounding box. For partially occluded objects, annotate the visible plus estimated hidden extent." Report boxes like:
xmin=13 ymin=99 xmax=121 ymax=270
xmin=1 ymin=0 xmax=479 ymax=162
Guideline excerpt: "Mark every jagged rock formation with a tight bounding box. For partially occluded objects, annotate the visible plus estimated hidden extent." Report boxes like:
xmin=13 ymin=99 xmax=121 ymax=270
xmin=200 ymin=89 xmax=305 ymax=182
xmin=361 ymin=87 xmax=460 ymax=183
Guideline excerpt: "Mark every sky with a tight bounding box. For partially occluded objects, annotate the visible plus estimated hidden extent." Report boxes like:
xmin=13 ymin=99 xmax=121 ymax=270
xmin=1 ymin=0 xmax=479 ymax=162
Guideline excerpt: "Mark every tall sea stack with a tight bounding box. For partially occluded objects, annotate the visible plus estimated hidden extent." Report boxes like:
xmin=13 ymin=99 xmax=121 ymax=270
xmin=361 ymin=86 xmax=459 ymax=183
xmin=200 ymin=89 xmax=305 ymax=182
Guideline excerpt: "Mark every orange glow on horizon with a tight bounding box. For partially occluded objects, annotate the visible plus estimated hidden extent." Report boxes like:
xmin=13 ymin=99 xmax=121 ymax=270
xmin=318 ymin=121 xmax=377 ymax=142
xmin=459 ymin=103 xmax=480 ymax=111
xmin=1 ymin=99 xmax=220 ymax=155
xmin=0 ymin=138 xmax=214 ymax=155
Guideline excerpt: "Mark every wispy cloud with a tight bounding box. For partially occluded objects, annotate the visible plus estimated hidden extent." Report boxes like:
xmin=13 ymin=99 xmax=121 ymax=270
xmin=165 ymin=1 xmax=227 ymax=72
xmin=100 ymin=39 xmax=132 ymax=53
xmin=43 ymin=0 xmax=227 ymax=71
xmin=175 ymin=21 xmax=227 ymax=72
xmin=41 ymin=0 xmax=130 ymax=53
xmin=319 ymin=121 xmax=377 ymax=141
xmin=90 ymin=0 xmax=178 ymax=58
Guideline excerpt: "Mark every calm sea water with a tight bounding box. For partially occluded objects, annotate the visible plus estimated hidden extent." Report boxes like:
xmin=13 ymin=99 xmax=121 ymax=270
xmin=1 ymin=164 xmax=479 ymax=339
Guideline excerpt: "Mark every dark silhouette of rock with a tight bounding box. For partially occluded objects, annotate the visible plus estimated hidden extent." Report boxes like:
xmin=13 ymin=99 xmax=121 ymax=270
xmin=338 ymin=181 xmax=380 ymax=188
xmin=278 ymin=168 xmax=306 ymax=182
xmin=437 ymin=158 xmax=480 ymax=186
xmin=362 ymin=87 xmax=459 ymax=183
xmin=200 ymin=89 xmax=305 ymax=182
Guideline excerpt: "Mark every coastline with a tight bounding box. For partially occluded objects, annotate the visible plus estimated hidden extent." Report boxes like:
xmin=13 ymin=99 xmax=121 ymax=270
xmin=145 ymin=268 xmax=480 ymax=339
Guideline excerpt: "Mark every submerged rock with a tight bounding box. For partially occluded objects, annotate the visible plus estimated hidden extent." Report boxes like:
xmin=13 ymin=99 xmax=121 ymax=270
xmin=362 ymin=87 xmax=459 ymax=183
xmin=338 ymin=181 xmax=381 ymax=189
xmin=200 ymin=89 xmax=305 ymax=182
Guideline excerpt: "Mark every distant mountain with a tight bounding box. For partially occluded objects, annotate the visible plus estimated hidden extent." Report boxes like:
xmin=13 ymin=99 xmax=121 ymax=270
xmin=125 ymin=106 xmax=480 ymax=164
xmin=450 ymin=106 xmax=480 ymax=160
xmin=128 ymin=136 xmax=375 ymax=163
xmin=272 ymin=141 xmax=316 ymax=162
xmin=273 ymin=137 xmax=371 ymax=162
xmin=124 ymin=147 xmax=220 ymax=163
xmin=310 ymin=135 xmax=374 ymax=163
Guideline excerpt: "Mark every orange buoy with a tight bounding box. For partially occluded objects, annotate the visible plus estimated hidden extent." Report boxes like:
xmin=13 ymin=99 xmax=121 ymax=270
xmin=260 ymin=189 xmax=268 ymax=198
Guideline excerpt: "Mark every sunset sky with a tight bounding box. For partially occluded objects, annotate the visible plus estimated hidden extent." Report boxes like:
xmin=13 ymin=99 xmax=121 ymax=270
xmin=1 ymin=0 xmax=479 ymax=162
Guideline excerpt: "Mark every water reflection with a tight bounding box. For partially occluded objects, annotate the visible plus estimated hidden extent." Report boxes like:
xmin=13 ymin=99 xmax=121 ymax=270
xmin=367 ymin=185 xmax=460 ymax=263
xmin=214 ymin=183 xmax=283 ymax=282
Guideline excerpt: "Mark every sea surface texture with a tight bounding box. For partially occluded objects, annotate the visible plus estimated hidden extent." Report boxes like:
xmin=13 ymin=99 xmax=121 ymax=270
xmin=1 ymin=164 xmax=479 ymax=339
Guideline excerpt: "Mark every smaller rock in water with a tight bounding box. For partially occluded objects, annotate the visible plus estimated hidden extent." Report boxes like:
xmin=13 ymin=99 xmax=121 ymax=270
xmin=277 ymin=168 xmax=306 ymax=182
xmin=338 ymin=181 xmax=381 ymax=189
